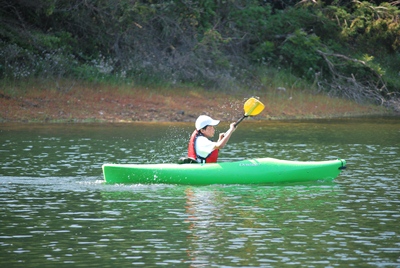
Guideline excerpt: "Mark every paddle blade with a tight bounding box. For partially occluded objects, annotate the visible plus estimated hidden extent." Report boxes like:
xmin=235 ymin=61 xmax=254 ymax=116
xmin=244 ymin=97 xmax=265 ymax=116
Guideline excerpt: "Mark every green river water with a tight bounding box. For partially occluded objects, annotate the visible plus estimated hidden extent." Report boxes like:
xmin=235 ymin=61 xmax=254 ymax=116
xmin=0 ymin=117 xmax=399 ymax=267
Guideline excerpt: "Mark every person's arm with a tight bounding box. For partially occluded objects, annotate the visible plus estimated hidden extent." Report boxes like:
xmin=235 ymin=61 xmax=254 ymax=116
xmin=214 ymin=122 xmax=236 ymax=150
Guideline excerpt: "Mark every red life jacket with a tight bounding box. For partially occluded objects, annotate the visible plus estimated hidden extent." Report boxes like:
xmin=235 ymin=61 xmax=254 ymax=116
xmin=187 ymin=130 xmax=219 ymax=163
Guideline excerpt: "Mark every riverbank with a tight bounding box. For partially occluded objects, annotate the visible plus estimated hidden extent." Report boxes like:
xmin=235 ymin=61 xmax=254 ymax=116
xmin=0 ymin=82 xmax=394 ymax=123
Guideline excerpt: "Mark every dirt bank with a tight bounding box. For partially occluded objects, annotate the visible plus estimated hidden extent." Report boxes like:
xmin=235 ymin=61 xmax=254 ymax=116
xmin=0 ymin=84 xmax=393 ymax=123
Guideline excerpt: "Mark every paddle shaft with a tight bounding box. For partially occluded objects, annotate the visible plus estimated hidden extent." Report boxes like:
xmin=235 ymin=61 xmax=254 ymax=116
xmin=234 ymin=115 xmax=247 ymax=127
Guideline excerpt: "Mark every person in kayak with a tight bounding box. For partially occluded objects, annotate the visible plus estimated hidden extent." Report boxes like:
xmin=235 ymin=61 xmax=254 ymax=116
xmin=187 ymin=115 xmax=236 ymax=163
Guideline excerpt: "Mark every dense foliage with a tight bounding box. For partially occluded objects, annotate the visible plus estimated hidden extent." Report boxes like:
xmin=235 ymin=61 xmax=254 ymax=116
xmin=1 ymin=0 xmax=399 ymax=107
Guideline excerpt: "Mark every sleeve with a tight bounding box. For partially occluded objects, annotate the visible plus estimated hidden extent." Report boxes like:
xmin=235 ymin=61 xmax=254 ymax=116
xmin=195 ymin=136 xmax=216 ymax=158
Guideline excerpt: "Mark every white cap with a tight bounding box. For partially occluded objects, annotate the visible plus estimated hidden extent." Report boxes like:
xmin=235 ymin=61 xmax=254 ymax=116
xmin=195 ymin=115 xmax=220 ymax=130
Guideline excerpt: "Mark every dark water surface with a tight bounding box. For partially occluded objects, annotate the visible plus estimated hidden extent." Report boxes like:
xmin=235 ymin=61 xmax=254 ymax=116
xmin=1 ymin=117 xmax=399 ymax=267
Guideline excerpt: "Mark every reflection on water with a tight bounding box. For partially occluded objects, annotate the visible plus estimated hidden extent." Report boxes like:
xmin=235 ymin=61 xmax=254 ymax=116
xmin=0 ymin=117 xmax=399 ymax=267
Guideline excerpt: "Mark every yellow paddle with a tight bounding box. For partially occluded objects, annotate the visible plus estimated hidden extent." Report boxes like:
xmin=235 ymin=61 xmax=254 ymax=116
xmin=234 ymin=97 xmax=265 ymax=127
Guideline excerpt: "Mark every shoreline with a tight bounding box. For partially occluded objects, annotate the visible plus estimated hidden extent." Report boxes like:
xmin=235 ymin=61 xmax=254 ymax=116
xmin=1 ymin=85 xmax=395 ymax=123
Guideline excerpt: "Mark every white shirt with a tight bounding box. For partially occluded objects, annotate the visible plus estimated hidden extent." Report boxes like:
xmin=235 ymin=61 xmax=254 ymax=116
xmin=195 ymin=136 xmax=216 ymax=161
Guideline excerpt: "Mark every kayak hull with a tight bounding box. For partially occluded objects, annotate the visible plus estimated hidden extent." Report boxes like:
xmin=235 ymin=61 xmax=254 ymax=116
xmin=102 ymin=158 xmax=346 ymax=185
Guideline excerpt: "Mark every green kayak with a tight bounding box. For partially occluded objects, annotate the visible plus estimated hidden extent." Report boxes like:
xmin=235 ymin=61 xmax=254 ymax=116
xmin=102 ymin=158 xmax=346 ymax=185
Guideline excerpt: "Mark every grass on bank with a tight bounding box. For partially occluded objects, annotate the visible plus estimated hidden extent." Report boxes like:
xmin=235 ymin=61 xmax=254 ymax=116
xmin=0 ymin=75 xmax=393 ymax=123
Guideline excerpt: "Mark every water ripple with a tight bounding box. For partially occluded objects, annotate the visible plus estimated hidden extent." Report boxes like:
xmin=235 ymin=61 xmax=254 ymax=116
xmin=1 ymin=120 xmax=399 ymax=267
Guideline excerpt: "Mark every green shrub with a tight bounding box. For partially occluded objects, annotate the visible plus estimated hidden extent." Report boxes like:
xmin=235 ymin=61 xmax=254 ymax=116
xmin=280 ymin=29 xmax=323 ymax=80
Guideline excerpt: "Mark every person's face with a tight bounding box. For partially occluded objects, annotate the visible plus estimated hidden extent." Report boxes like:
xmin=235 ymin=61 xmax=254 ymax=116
xmin=201 ymin=125 xmax=215 ymax=138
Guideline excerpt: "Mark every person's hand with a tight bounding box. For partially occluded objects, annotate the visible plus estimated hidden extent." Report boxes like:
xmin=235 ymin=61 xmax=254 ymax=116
xmin=215 ymin=123 xmax=236 ymax=149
